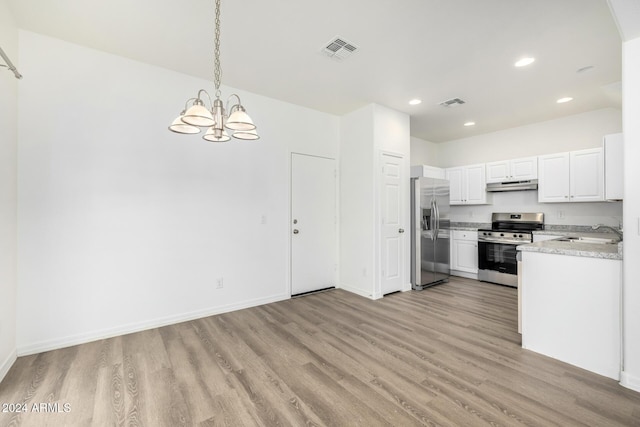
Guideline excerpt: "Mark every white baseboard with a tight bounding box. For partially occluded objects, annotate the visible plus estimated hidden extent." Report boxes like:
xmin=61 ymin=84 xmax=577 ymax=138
xmin=17 ymin=293 xmax=290 ymax=357
xmin=338 ymin=284 xmax=377 ymax=300
xmin=620 ymin=371 xmax=640 ymax=392
xmin=0 ymin=348 xmax=17 ymax=384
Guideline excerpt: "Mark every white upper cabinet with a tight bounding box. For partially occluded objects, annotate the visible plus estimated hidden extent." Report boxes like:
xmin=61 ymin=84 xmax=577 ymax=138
xmin=486 ymin=156 xmax=538 ymax=183
xmin=538 ymin=153 xmax=571 ymax=202
xmin=447 ymin=167 xmax=464 ymax=204
xmin=410 ymin=165 xmax=446 ymax=180
xmin=538 ymin=148 xmax=604 ymax=203
xmin=571 ymin=149 xmax=604 ymax=202
xmin=466 ymin=164 xmax=487 ymax=204
xmin=446 ymin=164 xmax=488 ymax=205
xmin=604 ymin=133 xmax=623 ymax=200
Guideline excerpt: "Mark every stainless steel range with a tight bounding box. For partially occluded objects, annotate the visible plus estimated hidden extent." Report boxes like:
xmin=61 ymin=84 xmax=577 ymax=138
xmin=477 ymin=213 xmax=544 ymax=287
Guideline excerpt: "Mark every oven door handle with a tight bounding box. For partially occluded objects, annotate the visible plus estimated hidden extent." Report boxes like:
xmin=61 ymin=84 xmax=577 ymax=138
xmin=478 ymin=238 xmax=523 ymax=245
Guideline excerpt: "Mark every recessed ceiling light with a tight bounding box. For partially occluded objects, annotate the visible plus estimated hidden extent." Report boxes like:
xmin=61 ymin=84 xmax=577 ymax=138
xmin=463 ymin=121 xmax=476 ymax=127
xmin=556 ymin=97 xmax=573 ymax=104
xmin=515 ymin=57 xmax=535 ymax=67
xmin=409 ymin=99 xmax=422 ymax=106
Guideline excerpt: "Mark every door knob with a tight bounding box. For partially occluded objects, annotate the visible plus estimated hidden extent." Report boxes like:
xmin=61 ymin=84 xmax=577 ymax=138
xmin=293 ymin=229 xmax=299 ymax=234
xmin=399 ymin=228 xmax=405 ymax=233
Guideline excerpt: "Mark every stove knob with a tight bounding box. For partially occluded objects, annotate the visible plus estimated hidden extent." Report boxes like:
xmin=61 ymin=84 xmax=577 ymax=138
xmin=519 ymin=234 xmax=523 ymax=238
xmin=500 ymin=233 xmax=504 ymax=237
xmin=513 ymin=234 xmax=517 ymax=238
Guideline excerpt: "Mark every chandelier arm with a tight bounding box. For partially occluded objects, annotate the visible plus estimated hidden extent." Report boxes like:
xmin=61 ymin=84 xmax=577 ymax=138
xmin=183 ymin=97 xmax=198 ymax=112
xmin=225 ymin=93 xmax=242 ymax=112
xmin=197 ymin=90 xmax=214 ymax=110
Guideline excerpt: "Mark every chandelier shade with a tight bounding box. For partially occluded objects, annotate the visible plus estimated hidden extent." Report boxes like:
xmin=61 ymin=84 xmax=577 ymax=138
xmin=181 ymin=103 xmax=215 ymax=127
xmin=168 ymin=0 xmax=259 ymax=143
xmin=169 ymin=115 xmax=201 ymax=134
xmin=203 ymin=127 xmax=231 ymax=142
xmin=232 ymin=129 xmax=260 ymax=140
xmin=225 ymin=106 xmax=256 ymax=131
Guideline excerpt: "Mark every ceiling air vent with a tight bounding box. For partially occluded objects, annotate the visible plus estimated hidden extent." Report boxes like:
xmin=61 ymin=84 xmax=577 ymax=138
xmin=322 ymin=37 xmax=358 ymax=60
xmin=439 ymin=98 xmax=466 ymax=108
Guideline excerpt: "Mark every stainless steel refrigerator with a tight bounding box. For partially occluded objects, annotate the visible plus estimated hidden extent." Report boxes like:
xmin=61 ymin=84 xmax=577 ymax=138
xmin=411 ymin=177 xmax=450 ymax=290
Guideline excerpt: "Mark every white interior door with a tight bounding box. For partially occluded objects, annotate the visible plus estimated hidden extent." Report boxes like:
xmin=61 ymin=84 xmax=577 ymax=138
xmin=291 ymin=153 xmax=337 ymax=296
xmin=380 ymin=153 xmax=404 ymax=295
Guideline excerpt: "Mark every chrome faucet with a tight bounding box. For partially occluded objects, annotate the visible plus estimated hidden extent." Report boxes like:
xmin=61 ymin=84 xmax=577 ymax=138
xmin=592 ymin=224 xmax=623 ymax=240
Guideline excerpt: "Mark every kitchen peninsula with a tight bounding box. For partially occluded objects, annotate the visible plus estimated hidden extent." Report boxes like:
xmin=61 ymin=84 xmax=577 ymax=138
xmin=518 ymin=236 xmax=623 ymax=380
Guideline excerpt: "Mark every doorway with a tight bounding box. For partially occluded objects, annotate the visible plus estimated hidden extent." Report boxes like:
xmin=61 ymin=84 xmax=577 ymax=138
xmin=380 ymin=152 xmax=405 ymax=295
xmin=290 ymin=153 xmax=337 ymax=296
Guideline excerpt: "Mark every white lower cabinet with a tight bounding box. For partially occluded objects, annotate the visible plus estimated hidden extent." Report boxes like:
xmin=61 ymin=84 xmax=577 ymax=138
xmin=450 ymin=230 xmax=478 ymax=279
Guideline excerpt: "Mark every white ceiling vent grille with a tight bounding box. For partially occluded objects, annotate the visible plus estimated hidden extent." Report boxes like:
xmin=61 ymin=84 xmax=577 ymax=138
xmin=322 ymin=37 xmax=358 ymax=60
xmin=439 ymin=98 xmax=466 ymax=108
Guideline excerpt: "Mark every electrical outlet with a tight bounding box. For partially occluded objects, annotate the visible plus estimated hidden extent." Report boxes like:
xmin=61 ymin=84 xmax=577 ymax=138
xmin=557 ymin=210 xmax=564 ymax=219
xmin=216 ymin=277 xmax=224 ymax=289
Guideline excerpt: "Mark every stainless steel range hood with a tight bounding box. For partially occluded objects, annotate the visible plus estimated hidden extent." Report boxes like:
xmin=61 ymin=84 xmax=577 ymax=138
xmin=486 ymin=180 xmax=538 ymax=192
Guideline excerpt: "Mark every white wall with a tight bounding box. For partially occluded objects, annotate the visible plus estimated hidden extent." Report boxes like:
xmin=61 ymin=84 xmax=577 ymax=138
xmin=0 ymin=0 xmax=19 ymax=381
xmin=449 ymin=191 xmax=622 ymax=227
xmin=413 ymin=108 xmax=623 ymax=227
xmin=16 ymin=31 xmax=339 ymax=355
xmin=339 ymin=104 xmax=411 ymax=299
xmin=437 ymin=108 xmax=622 ymax=167
xmin=410 ymin=136 xmax=439 ymax=166
xmin=339 ymin=105 xmax=376 ymax=298
xmin=373 ymin=105 xmax=411 ymax=296
xmin=621 ymin=36 xmax=640 ymax=392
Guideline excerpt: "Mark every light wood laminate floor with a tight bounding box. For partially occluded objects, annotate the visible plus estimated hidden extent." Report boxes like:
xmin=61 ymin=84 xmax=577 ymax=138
xmin=2 ymin=277 xmax=640 ymax=426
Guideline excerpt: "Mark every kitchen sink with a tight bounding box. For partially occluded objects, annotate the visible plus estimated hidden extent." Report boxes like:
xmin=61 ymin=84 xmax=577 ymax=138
xmin=555 ymin=236 xmax=619 ymax=244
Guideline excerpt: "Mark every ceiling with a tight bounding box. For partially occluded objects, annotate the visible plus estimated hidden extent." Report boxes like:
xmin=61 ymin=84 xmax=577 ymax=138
xmin=7 ymin=0 xmax=622 ymax=142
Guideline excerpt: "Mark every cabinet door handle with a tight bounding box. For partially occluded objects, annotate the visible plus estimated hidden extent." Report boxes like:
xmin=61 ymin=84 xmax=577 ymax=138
xmin=399 ymin=228 xmax=405 ymax=234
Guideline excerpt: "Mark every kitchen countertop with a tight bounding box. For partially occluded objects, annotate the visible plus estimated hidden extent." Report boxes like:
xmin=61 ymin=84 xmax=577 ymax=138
xmin=448 ymin=223 xmax=623 ymax=259
xmin=518 ymin=237 xmax=623 ymax=260
xmin=449 ymin=222 xmax=489 ymax=231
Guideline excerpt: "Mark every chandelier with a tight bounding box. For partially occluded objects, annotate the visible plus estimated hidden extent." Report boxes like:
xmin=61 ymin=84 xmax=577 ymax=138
xmin=168 ymin=0 xmax=259 ymax=142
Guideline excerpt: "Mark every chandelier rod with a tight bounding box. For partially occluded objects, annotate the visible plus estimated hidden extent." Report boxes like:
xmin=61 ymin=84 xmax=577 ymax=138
xmin=168 ymin=0 xmax=259 ymax=141
xmin=213 ymin=0 xmax=222 ymax=95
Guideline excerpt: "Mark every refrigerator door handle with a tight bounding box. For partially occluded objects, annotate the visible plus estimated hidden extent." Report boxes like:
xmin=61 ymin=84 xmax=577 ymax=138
xmin=434 ymin=199 xmax=440 ymax=241
xmin=430 ymin=199 xmax=436 ymax=240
